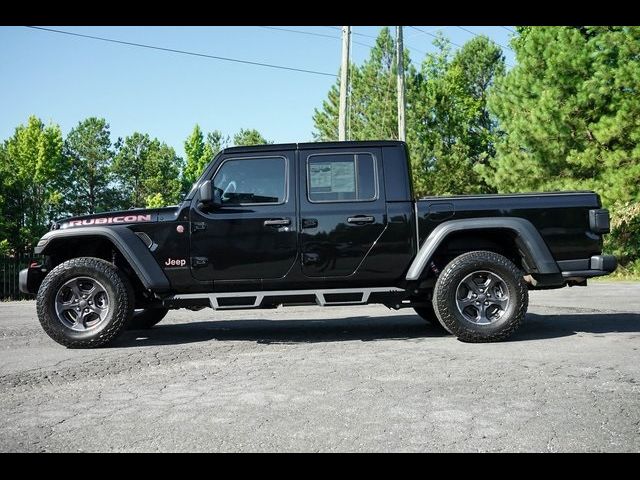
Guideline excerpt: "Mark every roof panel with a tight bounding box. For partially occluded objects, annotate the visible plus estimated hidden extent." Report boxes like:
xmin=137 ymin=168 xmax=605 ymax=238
xmin=222 ymin=140 xmax=406 ymax=155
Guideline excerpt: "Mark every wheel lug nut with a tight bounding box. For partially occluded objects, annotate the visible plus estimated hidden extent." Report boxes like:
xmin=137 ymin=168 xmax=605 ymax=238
xmin=472 ymin=294 xmax=477 ymax=298
xmin=485 ymin=301 xmax=489 ymax=305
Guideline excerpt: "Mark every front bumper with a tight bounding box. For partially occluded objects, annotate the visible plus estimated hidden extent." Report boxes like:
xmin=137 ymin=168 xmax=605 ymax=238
xmin=19 ymin=263 xmax=48 ymax=295
xmin=560 ymin=254 xmax=617 ymax=280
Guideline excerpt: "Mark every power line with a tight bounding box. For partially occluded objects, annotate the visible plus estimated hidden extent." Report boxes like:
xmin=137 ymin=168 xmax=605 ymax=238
xmin=258 ymin=25 xmax=375 ymax=50
xmin=410 ymin=26 xmax=515 ymax=69
xmin=500 ymin=26 xmax=517 ymax=34
xmin=455 ymin=26 xmax=514 ymax=52
xmin=258 ymin=26 xmax=340 ymax=40
xmin=329 ymin=25 xmax=428 ymax=57
xmin=409 ymin=25 xmax=464 ymax=48
xmin=356 ymin=26 xmax=427 ymax=55
xmin=25 ymin=26 xmax=337 ymax=78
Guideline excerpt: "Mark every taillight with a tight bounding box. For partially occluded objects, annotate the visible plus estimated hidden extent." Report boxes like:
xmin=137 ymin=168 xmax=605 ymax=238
xmin=589 ymin=209 xmax=610 ymax=234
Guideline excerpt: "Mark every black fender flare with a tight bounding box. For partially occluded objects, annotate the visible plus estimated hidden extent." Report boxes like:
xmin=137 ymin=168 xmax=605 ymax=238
xmin=405 ymin=217 xmax=560 ymax=281
xmin=35 ymin=226 xmax=171 ymax=292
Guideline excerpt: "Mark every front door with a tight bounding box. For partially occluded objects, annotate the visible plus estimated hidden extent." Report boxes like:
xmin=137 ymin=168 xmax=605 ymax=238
xmin=190 ymin=151 xmax=297 ymax=281
xmin=298 ymin=147 xmax=387 ymax=277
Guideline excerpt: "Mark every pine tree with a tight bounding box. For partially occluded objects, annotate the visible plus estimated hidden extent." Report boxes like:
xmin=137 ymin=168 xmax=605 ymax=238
xmin=233 ymin=128 xmax=271 ymax=146
xmin=63 ymin=117 xmax=118 ymax=216
xmin=481 ymin=26 xmax=640 ymax=206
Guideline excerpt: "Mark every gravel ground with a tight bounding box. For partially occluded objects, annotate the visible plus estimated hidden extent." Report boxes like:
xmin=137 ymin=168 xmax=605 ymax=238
xmin=1 ymin=282 xmax=639 ymax=452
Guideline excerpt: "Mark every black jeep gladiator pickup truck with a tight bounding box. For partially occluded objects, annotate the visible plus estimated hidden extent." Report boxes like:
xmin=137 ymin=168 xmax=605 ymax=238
xmin=20 ymin=140 xmax=617 ymax=348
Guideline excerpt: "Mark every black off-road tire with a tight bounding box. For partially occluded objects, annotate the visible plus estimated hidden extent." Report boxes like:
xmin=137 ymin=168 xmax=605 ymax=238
xmin=432 ymin=251 xmax=528 ymax=343
xmin=413 ymin=305 xmax=448 ymax=332
xmin=36 ymin=257 xmax=134 ymax=348
xmin=127 ymin=308 xmax=169 ymax=330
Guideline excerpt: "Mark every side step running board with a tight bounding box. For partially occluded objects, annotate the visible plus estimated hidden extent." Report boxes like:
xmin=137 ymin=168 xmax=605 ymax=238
xmin=170 ymin=287 xmax=405 ymax=310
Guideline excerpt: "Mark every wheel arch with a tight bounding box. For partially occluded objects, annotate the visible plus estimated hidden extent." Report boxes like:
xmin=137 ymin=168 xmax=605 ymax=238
xmin=35 ymin=226 xmax=171 ymax=293
xmin=406 ymin=217 xmax=560 ymax=281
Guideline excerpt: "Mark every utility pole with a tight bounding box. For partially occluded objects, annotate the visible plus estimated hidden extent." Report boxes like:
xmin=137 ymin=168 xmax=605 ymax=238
xmin=396 ymin=25 xmax=406 ymax=142
xmin=339 ymin=26 xmax=351 ymax=141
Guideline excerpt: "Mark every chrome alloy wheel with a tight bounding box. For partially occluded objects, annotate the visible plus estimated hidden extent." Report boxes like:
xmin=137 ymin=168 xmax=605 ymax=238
xmin=54 ymin=277 xmax=110 ymax=331
xmin=455 ymin=270 xmax=510 ymax=325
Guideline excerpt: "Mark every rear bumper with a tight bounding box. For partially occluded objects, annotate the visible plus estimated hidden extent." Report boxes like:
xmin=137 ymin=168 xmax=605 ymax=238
xmin=560 ymin=254 xmax=617 ymax=279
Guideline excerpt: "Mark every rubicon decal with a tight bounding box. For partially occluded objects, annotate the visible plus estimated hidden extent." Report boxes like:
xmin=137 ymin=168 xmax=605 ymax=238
xmin=61 ymin=214 xmax=152 ymax=229
xmin=165 ymin=258 xmax=187 ymax=267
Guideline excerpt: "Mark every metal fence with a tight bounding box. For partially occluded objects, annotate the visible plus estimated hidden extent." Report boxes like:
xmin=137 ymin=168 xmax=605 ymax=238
xmin=1 ymin=255 xmax=31 ymax=300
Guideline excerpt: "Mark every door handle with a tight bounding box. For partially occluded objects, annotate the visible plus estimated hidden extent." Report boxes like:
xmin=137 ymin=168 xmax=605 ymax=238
xmin=264 ymin=218 xmax=291 ymax=227
xmin=301 ymin=218 xmax=318 ymax=229
xmin=347 ymin=215 xmax=375 ymax=225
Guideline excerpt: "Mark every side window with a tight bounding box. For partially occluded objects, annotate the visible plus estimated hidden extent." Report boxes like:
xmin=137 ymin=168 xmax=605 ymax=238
xmin=307 ymin=153 xmax=377 ymax=202
xmin=213 ymin=157 xmax=286 ymax=205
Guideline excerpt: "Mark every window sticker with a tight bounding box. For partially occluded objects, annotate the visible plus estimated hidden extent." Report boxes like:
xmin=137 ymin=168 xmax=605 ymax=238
xmin=310 ymin=163 xmax=332 ymax=189
xmin=310 ymin=160 xmax=355 ymax=193
xmin=330 ymin=161 xmax=355 ymax=193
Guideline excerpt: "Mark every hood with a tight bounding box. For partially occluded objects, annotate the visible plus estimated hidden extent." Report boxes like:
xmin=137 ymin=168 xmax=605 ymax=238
xmin=55 ymin=206 xmax=178 ymax=230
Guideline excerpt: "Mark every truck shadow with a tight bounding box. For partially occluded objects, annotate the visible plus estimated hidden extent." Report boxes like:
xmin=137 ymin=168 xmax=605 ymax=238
xmin=112 ymin=311 xmax=640 ymax=347
xmin=113 ymin=315 xmax=446 ymax=347
xmin=510 ymin=312 xmax=640 ymax=341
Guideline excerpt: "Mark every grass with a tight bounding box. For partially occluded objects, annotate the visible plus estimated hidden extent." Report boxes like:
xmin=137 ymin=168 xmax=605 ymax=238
xmin=591 ymin=262 xmax=640 ymax=282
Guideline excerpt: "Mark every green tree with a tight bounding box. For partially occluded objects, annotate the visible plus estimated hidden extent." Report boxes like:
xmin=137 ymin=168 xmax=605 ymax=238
xmin=63 ymin=117 xmax=118 ymax=216
xmin=182 ymin=124 xmax=207 ymax=189
xmin=112 ymin=132 xmax=153 ymax=208
xmin=313 ymin=29 xmax=504 ymax=197
xmin=233 ymin=128 xmax=271 ymax=146
xmin=1 ymin=116 xmax=65 ymax=256
xmin=113 ymin=133 xmax=183 ymax=208
xmin=205 ymin=130 xmax=229 ymax=157
xmin=481 ymin=26 xmax=640 ymax=207
xmin=142 ymin=141 xmax=183 ymax=207
xmin=182 ymin=126 xmax=231 ymax=193
xmin=409 ymin=35 xmax=505 ymax=195
xmin=313 ymin=27 xmax=407 ymax=141
xmin=200 ymin=130 xmax=229 ymax=177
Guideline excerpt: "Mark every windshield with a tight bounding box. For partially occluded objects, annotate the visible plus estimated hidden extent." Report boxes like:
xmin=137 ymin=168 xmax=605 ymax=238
xmin=185 ymin=181 xmax=199 ymax=201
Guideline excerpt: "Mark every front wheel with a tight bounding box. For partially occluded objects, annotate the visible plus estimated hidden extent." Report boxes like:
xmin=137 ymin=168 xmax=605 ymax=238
xmin=36 ymin=257 xmax=134 ymax=348
xmin=127 ymin=307 xmax=169 ymax=330
xmin=432 ymin=251 xmax=528 ymax=343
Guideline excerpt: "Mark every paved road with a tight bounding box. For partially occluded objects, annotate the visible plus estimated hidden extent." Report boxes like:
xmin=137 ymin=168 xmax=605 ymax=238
xmin=1 ymin=282 xmax=639 ymax=452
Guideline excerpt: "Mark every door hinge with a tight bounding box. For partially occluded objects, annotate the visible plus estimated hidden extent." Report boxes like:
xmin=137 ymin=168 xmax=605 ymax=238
xmin=191 ymin=222 xmax=207 ymax=233
xmin=191 ymin=257 xmax=209 ymax=268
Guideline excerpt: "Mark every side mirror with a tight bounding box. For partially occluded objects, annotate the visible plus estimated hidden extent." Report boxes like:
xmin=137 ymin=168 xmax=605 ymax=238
xmin=199 ymin=180 xmax=212 ymax=202
xmin=198 ymin=181 xmax=222 ymax=209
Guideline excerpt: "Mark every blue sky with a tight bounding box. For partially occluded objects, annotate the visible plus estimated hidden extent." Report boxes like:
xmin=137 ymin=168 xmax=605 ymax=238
xmin=0 ymin=26 xmax=516 ymax=157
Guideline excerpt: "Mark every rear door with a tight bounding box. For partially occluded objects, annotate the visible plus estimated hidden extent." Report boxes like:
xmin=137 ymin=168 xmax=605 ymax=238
xmin=298 ymin=147 xmax=387 ymax=277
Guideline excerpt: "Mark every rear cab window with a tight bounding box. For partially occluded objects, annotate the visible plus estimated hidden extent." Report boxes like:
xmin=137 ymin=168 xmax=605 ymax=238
xmin=307 ymin=153 xmax=377 ymax=203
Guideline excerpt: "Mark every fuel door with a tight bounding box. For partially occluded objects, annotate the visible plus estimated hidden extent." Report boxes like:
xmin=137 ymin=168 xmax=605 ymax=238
xmin=427 ymin=202 xmax=455 ymax=222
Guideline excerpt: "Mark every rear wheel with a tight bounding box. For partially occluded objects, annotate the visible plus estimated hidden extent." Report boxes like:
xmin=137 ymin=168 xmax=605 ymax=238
xmin=36 ymin=257 xmax=134 ymax=348
xmin=432 ymin=250 xmax=528 ymax=342
xmin=127 ymin=307 xmax=169 ymax=330
xmin=413 ymin=304 xmax=448 ymax=332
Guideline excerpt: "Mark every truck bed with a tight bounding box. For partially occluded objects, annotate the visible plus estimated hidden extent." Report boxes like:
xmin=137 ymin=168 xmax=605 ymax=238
xmin=416 ymin=191 xmax=602 ymax=262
